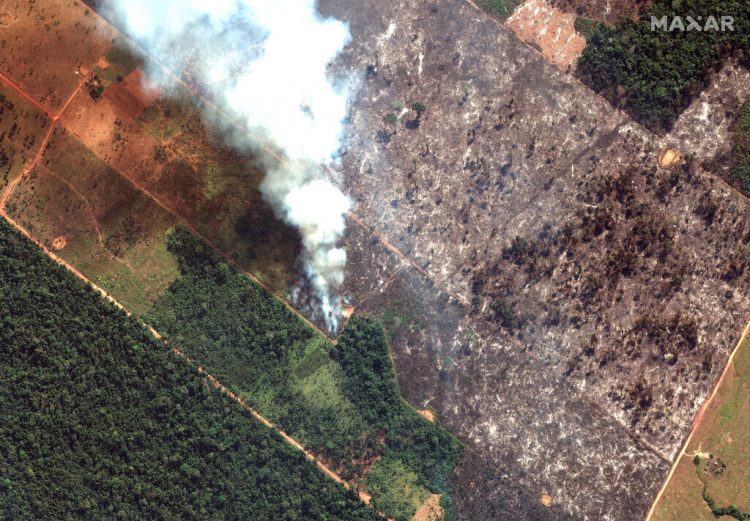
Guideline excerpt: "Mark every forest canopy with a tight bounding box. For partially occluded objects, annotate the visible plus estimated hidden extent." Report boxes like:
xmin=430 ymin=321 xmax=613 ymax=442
xmin=576 ymin=0 xmax=750 ymax=132
xmin=0 ymin=218 xmax=376 ymax=521
xmin=144 ymin=226 xmax=463 ymax=521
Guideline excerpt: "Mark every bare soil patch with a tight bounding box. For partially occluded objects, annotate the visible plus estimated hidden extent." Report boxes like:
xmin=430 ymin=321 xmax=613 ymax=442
xmin=51 ymin=235 xmax=67 ymax=250
xmin=658 ymin=148 xmax=681 ymax=169
xmin=0 ymin=11 xmax=15 ymax=28
xmin=505 ymin=0 xmax=586 ymax=70
xmin=411 ymin=494 xmax=443 ymax=521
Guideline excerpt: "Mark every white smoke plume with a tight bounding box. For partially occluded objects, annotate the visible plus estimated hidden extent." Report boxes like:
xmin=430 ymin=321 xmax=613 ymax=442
xmin=106 ymin=0 xmax=354 ymax=330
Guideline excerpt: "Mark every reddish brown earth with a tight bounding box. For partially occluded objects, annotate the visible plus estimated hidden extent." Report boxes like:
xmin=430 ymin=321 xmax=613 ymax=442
xmin=505 ymin=0 xmax=587 ymax=71
xmin=12 ymin=1 xmax=750 ymax=520
xmin=0 ymin=78 xmax=359 ymax=516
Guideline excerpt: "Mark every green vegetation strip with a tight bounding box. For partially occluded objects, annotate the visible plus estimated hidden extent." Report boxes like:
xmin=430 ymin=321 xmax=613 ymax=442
xmin=576 ymin=0 xmax=750 ymax=133
xmin=475 ymin=0 xmax=521 ymax=20
xmin=693 ymin=457 xmax=750 ymax=521
xmin=0 ymin=218 xmax=375 ymax=521
xmin=729 ymin=100 xmax=750 ymax=195
xmin=145 ymin=227 xmax=463 ymax=521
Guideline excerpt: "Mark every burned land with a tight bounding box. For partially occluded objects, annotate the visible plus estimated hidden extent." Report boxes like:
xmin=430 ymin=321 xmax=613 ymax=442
xmin=322 ymin=0 xmax=750 ymax=519
xmin=3 ymin=0 xmax=749 ymax=520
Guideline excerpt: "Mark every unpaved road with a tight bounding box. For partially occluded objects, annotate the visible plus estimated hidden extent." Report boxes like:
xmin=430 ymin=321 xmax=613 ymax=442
xmin=645 ymin=317 xmax=750 ymax=520
xmin=0 ymin=70 xmax=367 ymax=509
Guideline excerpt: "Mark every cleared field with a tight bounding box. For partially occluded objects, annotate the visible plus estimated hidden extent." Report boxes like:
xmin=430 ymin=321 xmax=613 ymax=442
xmin=60 ymin=36 xmax=300 ymax=294
xmin=651 ymin=326 xmax=750 ymax=520
xmin=1 ymin=5 xmax=463 ymax=514
xmin=0 ymin=83 xmax=49 ymax=194
xmin=1 ymin=0 xmax=300 ymax=302
xmin=0 ymin=0 xmax=114 ymax=110
xmin=5 ymin=128 xmax=179 ymax=315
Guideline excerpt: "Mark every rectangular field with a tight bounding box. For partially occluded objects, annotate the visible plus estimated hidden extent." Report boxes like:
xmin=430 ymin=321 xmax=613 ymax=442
xmin=59 ymin=36 xmax=301 ymax=294
xmin=651 ymin=327 xmax=750 ymax=520
xmin=0 ymin=0 xmax=114 ymax=110
xmin=0 ymin=83 xmax=50 ymax=194
xmin=5 ymin=127 xmax=179 ymax=315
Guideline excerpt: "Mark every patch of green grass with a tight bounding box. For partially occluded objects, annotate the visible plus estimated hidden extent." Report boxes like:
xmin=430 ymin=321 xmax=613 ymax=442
xmin=144 ymin=228 xmax=462 ymax=516
xmin=731 ymin=101 xmax=750 ymax=195
xmin=93 ymin=65 xmax=118 ymax=85
xmin=378 ymin=301 xmax=424 ymax=340
xmin=476 ymin=0 xmax=520 ymax=19
xmin=364 ymin=457 xmax=432 ymax=521
xmin=202 ymin=165 xmax=226 ymax=200
xmin=141 ymin=104 xmax=181 ymax=141
xmin=655 ymin=334 xmax=750 ymax=520
xmin=734 ymin=101 xmax=750 ymax=138
xmin=574 ymin=17 xmax=602 ymax=39
xmin=104 ymin=35 xmax=145 ymax=77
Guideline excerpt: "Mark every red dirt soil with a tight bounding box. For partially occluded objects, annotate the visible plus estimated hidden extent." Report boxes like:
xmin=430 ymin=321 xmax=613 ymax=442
xmin=0 ymin=69 xmax=373 ymax=511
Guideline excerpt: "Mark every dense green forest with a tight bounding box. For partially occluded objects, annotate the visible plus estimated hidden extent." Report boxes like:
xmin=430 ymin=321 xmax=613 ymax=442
xmin=730 ymin=100 xmax=750 ymax=195
xmin=576 ymin=0 xmax=750 ymax=132
xmin=0 ymin=218 xmax=376 ymax=521
xmin=145 ymin=226 xmax=462 ymax=520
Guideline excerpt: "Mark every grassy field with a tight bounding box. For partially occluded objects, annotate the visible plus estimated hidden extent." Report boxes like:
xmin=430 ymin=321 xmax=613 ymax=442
xmin=6 ymin=128 xmax=179 ymax=315
xmin=364 ymin=457 xmax=432 ymax=520
xmin=0 ymin=0 xmax=300 ymax=296
xmin=0 ymin=0 xmax=114 ymax=110
xmin=66 ymin=47 xmax=300 ymax=293
xmin=652 ymin=328 xmax=749 ymax=520
xmin=474 ymin=0 xmax=522 ymax=19
xmin=0 ymin=84 xmax=50 ymax=194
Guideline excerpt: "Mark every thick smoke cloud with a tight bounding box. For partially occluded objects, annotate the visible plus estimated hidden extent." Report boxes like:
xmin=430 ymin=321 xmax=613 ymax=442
xmin=108 ymin=0 xmax=353 ymax=330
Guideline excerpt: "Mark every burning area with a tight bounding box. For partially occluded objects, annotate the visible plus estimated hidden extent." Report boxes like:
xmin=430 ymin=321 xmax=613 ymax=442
xmin=103 ymin=0 xmax=357 ymax=332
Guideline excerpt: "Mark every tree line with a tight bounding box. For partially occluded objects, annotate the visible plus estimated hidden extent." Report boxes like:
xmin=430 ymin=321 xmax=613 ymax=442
xmin=0 ymin=218 xmax=376 ymax=521
xmin=576 ymin=0 xmax=750 ymax=132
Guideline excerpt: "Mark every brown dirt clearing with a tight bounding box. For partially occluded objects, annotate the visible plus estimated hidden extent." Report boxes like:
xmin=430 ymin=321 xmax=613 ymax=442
xmin=505 ymin=0 xmax=587 ymax=70
xmin=411 ymin=494 xmax=443 ymax=521
xmin=51 ymin=236 xmax=67 ymax=250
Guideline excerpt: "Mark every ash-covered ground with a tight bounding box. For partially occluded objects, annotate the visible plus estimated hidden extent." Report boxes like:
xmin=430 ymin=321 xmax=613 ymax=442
xmin=324 ymin=0 xmax=750 ymax=519
xmin=80 ymin=0 xmax=749 ymax=518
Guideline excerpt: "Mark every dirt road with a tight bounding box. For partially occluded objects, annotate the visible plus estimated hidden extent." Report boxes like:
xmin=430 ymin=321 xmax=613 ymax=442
xmin=0 ymin=70 xmax=366 ymax=508
xmin=645 ymin=316 xmax=750 ymax=520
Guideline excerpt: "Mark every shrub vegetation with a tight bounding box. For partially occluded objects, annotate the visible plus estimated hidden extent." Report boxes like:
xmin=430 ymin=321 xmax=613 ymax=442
xmin=145 ymin=227 xmax=463 ymax=520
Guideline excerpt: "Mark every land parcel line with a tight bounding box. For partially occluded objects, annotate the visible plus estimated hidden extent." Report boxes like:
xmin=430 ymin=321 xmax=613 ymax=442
xmin=144 ymin=227 xmax=463 ymax=521
xmin=0 ymin=83 xmax=50 ymax=194
xmin=0 ymin=3 xmax=464 ymax=517
xmin=651 ymin=327 xmax=750 ymax=521
xmin=59 ymin=35 xmax=301 ymax=295
xmin=5 ymin=127 xmax=179 ymax=316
